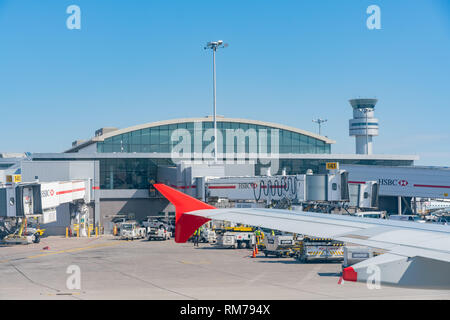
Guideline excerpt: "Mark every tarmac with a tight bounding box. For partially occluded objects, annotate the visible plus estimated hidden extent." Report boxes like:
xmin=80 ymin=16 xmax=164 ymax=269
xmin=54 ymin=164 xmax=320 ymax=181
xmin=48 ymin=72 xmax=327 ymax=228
xmin=0 ymin=235 xmax=449 ymax=300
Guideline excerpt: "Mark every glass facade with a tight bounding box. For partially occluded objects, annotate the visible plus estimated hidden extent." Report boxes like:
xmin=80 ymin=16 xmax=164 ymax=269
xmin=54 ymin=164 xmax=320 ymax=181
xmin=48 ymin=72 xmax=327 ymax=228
xmin=51 ymin=120 xmax=413 ymax=190
xmin=96 ymin=121 xmax=331 ymax=155
xmin=37 ymin=157 xmax=414 ymax=190
xmin=265 ymin=159 xmax=414 ymax=176
xmin=99 ymin=158 xmax=173 ymax=190
xmin=351 ymin=122 xmax=379 ymax=127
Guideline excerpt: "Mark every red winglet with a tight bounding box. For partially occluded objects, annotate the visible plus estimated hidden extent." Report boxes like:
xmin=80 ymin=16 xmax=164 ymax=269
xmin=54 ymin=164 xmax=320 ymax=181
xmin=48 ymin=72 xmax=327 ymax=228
xmin=154 ymin=183 xmax=214 ymax=243
xmin=342 ymin=267 xmax=358 ymax=282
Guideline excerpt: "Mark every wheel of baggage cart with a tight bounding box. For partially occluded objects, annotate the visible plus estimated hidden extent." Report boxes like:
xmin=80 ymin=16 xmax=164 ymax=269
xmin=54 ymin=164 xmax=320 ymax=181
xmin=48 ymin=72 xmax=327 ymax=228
xmin=33 ymin=233 xmax=40 ymax=244
xmin=238 ymin=241 xmax=249 ymax=249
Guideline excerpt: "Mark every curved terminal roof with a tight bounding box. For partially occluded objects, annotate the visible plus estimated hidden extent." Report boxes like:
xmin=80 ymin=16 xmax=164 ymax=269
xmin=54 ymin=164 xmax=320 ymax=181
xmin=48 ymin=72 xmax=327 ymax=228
xmin=66 ymin=116 xmax=335 ymax=153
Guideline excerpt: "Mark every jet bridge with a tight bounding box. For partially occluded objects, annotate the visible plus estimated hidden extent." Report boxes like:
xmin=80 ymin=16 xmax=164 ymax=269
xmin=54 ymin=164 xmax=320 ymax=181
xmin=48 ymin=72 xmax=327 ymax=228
xmin=201 ymin=171 xmax=378 ymax=210
xmin=342 ymin=164 xmax=450 ymax=214
xmin=0 ymin=179 xmax=92 ymax=224
xmin=156 ymin=162 xmax=379 ymax=211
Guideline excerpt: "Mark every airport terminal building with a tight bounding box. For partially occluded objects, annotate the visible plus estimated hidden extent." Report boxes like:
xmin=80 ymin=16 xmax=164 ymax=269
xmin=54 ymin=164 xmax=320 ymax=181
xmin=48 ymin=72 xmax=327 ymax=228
xmin=23 ymin=116 xmax=417 ymax=232
xmin=37 ymin=116 xmax=415 ymax=188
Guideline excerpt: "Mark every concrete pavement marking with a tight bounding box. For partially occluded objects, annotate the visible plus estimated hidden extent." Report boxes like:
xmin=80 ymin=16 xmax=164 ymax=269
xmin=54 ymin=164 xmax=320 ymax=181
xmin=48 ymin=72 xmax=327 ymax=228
xmin=46 ymin=292 xmax=82 ymax=296
xmin=295 ymin=264 xmax=324 ymax=286
xmin=26 ymin=241 xmax=123 ymax=259
xmin=180 ymin=260 xmax=211 ymax=265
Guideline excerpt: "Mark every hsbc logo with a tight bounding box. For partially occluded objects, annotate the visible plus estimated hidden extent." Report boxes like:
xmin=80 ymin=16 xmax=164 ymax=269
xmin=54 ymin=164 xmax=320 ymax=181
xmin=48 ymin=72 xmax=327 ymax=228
xmin=398 ymin=180 xmax=408 ymax=187
xmin=378 ymin=179 xmax=409 ymax=187
xmin=41 ymin=189 xmax=56 ymax=198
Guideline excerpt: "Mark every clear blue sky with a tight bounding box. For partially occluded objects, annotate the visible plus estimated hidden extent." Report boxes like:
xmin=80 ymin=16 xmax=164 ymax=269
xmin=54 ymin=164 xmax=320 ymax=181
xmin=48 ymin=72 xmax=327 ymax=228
xmin=0 ymin=0 xmax=449 ymax=165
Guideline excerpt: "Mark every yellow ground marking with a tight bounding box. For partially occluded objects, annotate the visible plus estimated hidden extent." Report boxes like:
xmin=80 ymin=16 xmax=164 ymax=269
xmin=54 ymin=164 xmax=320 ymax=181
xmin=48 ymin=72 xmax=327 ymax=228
xmin=46 ymin=292 xmax=82 ymax=296
xmin=180 ymin=260 xmax=211 ymax=265
xmin=26 ymin=242 xmax=122 ymax=259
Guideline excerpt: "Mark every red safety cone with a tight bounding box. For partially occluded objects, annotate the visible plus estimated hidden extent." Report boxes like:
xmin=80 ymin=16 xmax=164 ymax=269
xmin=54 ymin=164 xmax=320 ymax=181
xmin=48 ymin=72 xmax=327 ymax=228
xmin=252 ymin=247 xmax=256 ymax=258
xmin=255 ymin=245 xmax=258 ymax=255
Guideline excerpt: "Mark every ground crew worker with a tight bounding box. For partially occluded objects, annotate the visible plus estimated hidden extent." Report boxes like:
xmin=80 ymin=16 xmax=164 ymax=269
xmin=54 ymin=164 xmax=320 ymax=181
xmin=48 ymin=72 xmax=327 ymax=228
xmin=193 ymin=229 xmax=199 ymax=247
xmin=255 ymin=229 xmax=261 ymax=244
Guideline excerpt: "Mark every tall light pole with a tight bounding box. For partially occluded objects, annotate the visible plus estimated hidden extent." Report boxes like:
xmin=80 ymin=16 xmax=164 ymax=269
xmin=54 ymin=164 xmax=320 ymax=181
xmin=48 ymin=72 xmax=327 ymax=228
xmin=312 ymin=118 xmax=327 ymax=135
xmin=205 ymin=40 xmax=228 ymax=163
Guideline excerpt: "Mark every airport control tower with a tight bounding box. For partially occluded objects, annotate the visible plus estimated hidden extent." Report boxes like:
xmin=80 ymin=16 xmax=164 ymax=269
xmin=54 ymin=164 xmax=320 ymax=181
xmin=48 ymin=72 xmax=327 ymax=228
xmin=349 ymin=98 xmax=379 ymax=155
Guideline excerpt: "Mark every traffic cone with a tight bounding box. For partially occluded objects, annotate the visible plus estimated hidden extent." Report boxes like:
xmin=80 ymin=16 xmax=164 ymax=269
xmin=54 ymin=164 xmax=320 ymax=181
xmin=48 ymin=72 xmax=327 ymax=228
xmin=255 ymin=245 xmax=258 ymax=254
xmin=252 ymin=247 xmax=256 ymax=258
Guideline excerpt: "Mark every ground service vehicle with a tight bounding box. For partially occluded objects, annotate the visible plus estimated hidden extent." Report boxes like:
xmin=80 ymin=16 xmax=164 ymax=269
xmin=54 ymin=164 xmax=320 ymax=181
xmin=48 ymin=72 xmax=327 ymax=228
xmin=2 ymin=226 xmax=44 ymax=244
xmin=200 ymin=228 xmax=216 ymax=243
xmin=388 ymin=215 xmax=422 ymax=222
xmin=147 ymin=227 xmax=171 ymax=241
xmin=342 ymin=246 xmax=376 ymax=268
xmin=263 ymin=234 xmax=300 ymax=257
xmin=143 ymin=218 xmax=171 ymax=230
xmin=354 ymin=211 xmax=384 ymax=219
xmin=120 ymin=221 xmax=146 ymax=240
xmin=214 ymin=227 xmax=255 ymax=249
xmin=431 ymin=215 xmax=450 ymax=225
xmin=1 ymin=217 xmax=45 ymax=245
xmin=295 ymin=236 xmax=344 ymax=263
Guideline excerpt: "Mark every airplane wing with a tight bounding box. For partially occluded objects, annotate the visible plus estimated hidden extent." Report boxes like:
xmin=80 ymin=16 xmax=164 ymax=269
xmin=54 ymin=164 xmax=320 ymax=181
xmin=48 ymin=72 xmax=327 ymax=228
xmin=154 ymin=184 xmax=450 ymax=288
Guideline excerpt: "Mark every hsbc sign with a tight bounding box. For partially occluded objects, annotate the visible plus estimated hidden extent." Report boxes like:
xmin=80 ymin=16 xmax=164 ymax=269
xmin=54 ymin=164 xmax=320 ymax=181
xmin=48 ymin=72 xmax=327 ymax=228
xmin=342 ymin=164 xmax=450 ymax=198
xmin=41 ymin=189 xmax=56 ymax=198
xmin=378 ymin=179 xmax=397 ymax=186
xmin=40 ymin=182 xmax=59 ymax=209
xmin=398 ymin=180 xmax=408 ymax=187
xmin=378 ymin=179 xmax=409 ymax=187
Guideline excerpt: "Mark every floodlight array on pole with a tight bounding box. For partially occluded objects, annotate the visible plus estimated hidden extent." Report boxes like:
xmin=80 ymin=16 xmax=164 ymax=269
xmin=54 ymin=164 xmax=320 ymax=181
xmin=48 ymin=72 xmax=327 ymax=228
xmin=312 ymin=118 xmax=327 ymax=136
xmin=204 ymin=40 xmax=228 ymax=163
